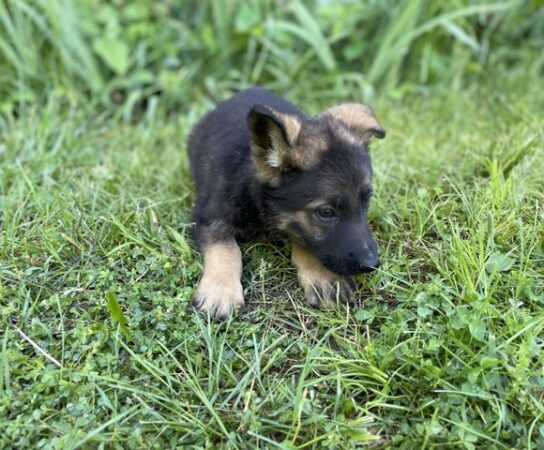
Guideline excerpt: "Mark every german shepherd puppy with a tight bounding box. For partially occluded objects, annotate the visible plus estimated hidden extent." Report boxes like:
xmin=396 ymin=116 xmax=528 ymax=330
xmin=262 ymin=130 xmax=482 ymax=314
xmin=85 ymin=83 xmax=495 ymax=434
xmin=188 ymin=87 xmax=385 ymax=319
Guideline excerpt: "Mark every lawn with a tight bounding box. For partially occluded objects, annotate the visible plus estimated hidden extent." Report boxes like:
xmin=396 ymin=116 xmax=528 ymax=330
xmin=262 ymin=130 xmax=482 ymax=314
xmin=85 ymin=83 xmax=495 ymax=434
xmin=1 ymin=1 xmax=544 ymax=449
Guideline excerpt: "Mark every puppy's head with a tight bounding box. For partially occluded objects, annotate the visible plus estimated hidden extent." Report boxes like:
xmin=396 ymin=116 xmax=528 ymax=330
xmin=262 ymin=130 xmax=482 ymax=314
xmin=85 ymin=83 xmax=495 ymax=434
xmin=248 ymin=102 xmax=385 ymax=276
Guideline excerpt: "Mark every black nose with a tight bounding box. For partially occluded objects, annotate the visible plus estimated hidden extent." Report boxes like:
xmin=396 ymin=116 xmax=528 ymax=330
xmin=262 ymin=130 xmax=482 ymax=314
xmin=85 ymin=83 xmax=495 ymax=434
xmin=358 ymin=257 xmax=380 ymax=273
xmin=346 ymin=252 xmax=380 ymax=274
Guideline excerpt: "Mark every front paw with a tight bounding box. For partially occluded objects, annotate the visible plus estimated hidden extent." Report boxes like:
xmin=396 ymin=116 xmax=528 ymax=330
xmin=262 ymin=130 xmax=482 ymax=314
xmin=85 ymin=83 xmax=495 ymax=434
xmin=192 ymin=277 xmax=244 ymax=320
xmin=301 ymin=276 xmax=356 ymax=308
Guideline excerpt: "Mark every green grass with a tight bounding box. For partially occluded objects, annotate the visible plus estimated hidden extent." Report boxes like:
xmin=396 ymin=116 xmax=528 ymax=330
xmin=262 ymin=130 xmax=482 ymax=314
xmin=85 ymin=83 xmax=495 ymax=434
xmin=1 ymin=0 xmax=544 ymax=448
xmin=1 ymin=79 xmax=543 ymax=448
xmin=1 ymin=1 xmax=543 ymax=110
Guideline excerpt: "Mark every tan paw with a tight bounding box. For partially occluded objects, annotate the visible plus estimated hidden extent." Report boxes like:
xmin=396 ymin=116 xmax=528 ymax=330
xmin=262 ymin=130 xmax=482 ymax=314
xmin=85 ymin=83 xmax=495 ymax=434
xmin=292 ymin=244 xmax=357 ymax=308
xmin=192 ymin=277 xmax=244 ymax=320
xmin=301 ymin=276 xmax=356 ymax=308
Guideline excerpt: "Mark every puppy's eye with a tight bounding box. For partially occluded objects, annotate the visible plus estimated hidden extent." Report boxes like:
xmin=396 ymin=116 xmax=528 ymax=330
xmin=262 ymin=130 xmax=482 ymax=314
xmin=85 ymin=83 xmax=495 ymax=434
xmin=316 ymin=207 xmax=336 ymax=220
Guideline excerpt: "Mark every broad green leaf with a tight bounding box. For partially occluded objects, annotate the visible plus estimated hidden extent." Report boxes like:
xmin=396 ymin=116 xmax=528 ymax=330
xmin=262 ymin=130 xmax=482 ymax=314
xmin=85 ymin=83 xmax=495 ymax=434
xmin=485 ymin=252 xmax=515 ymax=273
xmin=235 ymin=3 xmax=260 ymax=33
xmin=93 ymin=37 xmax=130 ymax=75
xmin=354 ymin=309 xmax=374 ymax=322
xmin=480 ymin=357 xmax=502 ymax=368
xmin=469 ymin=319 xmax=486 ymax=341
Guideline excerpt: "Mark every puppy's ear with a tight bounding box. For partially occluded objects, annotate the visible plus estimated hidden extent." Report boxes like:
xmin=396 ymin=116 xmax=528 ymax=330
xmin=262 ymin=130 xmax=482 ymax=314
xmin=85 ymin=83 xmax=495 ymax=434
xmin=248 ymin=105 xmax=301 ymax=182
xmin=319 ymin=103 xmax=385 ymax=144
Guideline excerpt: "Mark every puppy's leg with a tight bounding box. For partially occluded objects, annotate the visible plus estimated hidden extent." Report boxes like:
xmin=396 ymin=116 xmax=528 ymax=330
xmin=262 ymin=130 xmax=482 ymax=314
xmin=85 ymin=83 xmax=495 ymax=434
xmin=291 ymin=244 xmax=356 ymax=307
xmin=193 ymin=238 xmax=244 ymax=320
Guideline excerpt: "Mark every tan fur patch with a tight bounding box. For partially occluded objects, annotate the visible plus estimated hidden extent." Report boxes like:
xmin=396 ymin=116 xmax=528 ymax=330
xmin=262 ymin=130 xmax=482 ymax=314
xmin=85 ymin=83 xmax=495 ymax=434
xmin=275 ymin=112 xmax=301 ymax=146
xmin=276 ymin=209 xmax=325 ymax=242
xmin=268 ymin=125 xmax=292 ymax=167
xmin=319 ymin=103 xmax=384 ymax=144
xmin=305 ymin=198 xmax=329 ymax=209
xmin=291 ymin=244 xmax=354 ymax=307
xmin=292 ymin=131 xmax=328 ymax=169
xmin=250 ymin=109 xmax=327 ymax=184
xmin=336 ymin=124 xmax=360 ymax=146
xmin=193 ymin=240 xmax=244 ymax=319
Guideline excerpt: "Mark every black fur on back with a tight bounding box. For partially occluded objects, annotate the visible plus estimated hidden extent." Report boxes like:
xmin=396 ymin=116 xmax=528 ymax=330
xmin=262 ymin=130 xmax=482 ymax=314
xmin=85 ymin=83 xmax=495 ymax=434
xmin=188 ymin=87 xmax=306 ymax=243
